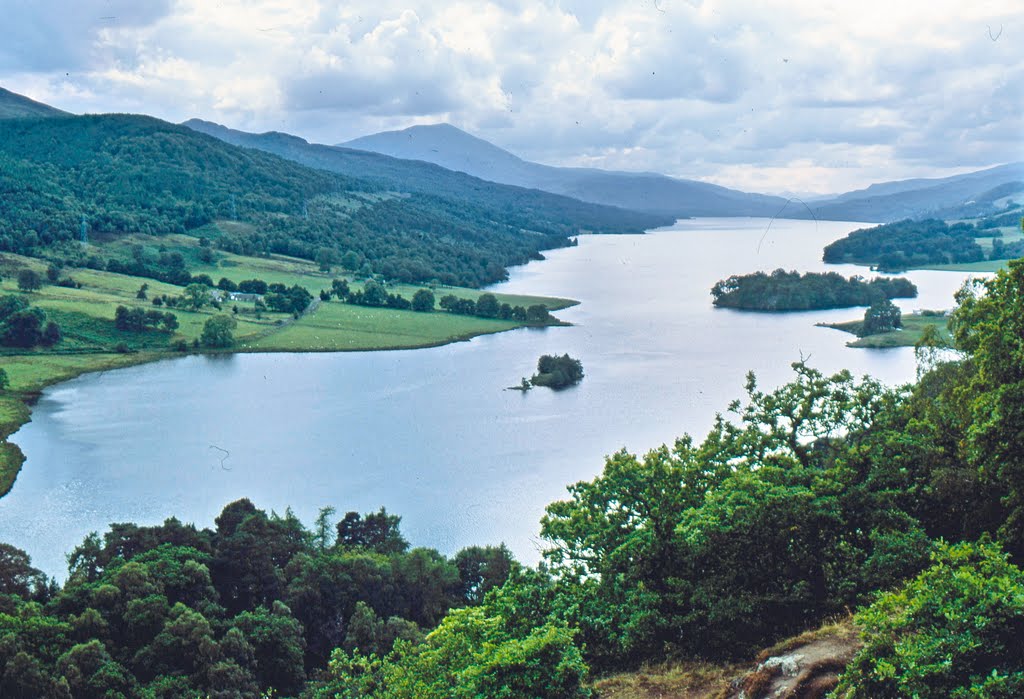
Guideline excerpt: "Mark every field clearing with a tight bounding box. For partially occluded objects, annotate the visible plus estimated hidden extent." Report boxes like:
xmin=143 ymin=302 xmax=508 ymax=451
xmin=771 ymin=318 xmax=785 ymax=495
xmin=917 ymin=259 xmax=1010 ymax=272
xmin=820 ymin=313 xmax=952 ymax=349
xmin=191 ymin=248 xmax=578 ymax=311
xmin=248 ymin=301 xmax=520 ymax=351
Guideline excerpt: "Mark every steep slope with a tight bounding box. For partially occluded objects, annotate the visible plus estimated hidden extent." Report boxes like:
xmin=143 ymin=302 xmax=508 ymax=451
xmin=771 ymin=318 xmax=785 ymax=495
xmin=341 ymin=123 xmax=789 ymax=218
xmin=344 ymin=122 xmax=540 ymax=186
xmin=0 ymin=87 xmax=69 ymax=119
xmin=0 ymin=113 xmax=629 ymax=286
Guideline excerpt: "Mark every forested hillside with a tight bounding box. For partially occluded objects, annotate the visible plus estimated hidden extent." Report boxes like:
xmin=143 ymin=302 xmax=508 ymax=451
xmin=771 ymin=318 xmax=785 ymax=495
xmin=0 ymin=87 xmax=68 ymax=119
xmin=0 ymin=113 xmax=666 ymax=287
xmin=5 ymin=260 xmax=1024 ymax=698
xmin=821 ymin=215 xmax=1024 ymax=271
xmin=183 ymin=119 xmax=675 ymax=231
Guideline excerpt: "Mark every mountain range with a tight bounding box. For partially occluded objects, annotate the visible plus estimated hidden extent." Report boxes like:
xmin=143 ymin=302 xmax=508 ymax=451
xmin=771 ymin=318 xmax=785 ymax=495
xmin=342 ymin=124 xmax=790 ymax=218
xmin=0 ymin=89 xmax=666 ymax=287
xmin=343 ymin=124 xmax=1024 ymax=223
xmin=2 ymin=86 xmax=1021 ymax=228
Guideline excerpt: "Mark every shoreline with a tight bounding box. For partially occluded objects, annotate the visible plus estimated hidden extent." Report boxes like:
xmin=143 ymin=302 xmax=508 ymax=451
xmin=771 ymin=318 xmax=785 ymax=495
xmin=0 ymin=303 xmax=577 ymax=499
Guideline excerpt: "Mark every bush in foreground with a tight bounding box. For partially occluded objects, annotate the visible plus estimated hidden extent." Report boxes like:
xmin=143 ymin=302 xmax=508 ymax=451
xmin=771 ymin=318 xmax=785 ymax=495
xmin=835 ymin=539 xmax=1024 ymax=698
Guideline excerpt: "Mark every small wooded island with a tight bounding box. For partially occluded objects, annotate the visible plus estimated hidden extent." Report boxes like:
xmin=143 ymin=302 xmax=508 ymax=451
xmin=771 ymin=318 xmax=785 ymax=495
xmin=514 ymin=353 xmax=585 ymax=390
xmin=711 ymin=269 xmax=917 ymax=311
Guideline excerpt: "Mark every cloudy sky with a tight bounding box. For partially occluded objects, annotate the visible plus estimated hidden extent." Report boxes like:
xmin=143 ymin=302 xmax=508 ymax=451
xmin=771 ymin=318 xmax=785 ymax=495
xmin=2 ymin=0 xmax=1021 ymax=194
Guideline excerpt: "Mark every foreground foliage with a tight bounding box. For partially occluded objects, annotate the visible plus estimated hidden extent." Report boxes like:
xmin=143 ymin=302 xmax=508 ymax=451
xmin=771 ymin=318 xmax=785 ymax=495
xmin=5 ymin=256 xmax=1024 ymax=696
xmin=836 ymin=540 xmax=1024 ymax=698
xmin=0 ymin=502 xmax=516 ymax=698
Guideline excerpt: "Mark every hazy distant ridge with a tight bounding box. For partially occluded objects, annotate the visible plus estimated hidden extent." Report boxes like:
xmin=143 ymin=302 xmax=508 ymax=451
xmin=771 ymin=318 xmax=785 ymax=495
xmin=342 ymin=124 xmax=790 ymax=218
xmin=0 ymin=87 xmax=69 ymax=119
xmin=343 ymin=124 xmax=1023 ymax=223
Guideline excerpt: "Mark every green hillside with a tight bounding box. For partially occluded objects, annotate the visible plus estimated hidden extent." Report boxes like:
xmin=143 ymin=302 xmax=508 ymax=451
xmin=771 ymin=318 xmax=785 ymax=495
xmin=0 ymin=113 xmax=662 ymax=288
xmin=183 ymin=119 xmax=676 ymax=233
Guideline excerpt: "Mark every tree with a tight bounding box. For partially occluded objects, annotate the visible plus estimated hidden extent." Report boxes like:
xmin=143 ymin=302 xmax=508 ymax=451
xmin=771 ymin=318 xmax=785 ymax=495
xmin=540 ymin=363 xmax=908 ymax=666
xmin=41 ymin=321 xmax=61 ymax=347
xmin=947 ymin=260 xmax=1024 ymax=555
xmin=860 ymin=297 xmax=902 ymax=336
xmin=313 ymin=575 xmax=590 ymax=699
xmin=336 ymin=508 xmax=409 ymax=554
xmin=526 ymin=304 xmax=551 ymax=323
xmin=0 ymin=543 xmax=46 ymax=598
xmin=316 ymin=247 xmax=336 ymax=272
xmin=237 ymin=279 xmax=268 ymax=295
xmin=0 ymin=368 xmax=8 ymax=391
xmin=200 ymin=315 xmax=237 ymax=348
xmin=16 ymin=269 xmax=41 ymax=292
xmin=313 ymin=506 xmax=336 ymax=552
xmin=360 ymin=279 xmax=387 ymax=307
xmin=331 ymin=279 xmax=350 ymax=299
xmin=411 ymin=289 xmax=435 ymax=312
xmin=231 ymin=602 xmax=307 ymax=696
xmin=0 ymin=308 xmax=46 ymax=347
xmin=182 ymin=283 xmax=211 ymax=311
xmin=531 ymin=354 xmax=584 ymax=389
xmin=455 ymin=545 xmax=516 ymax=605
xmin=136 ymin=283 xmax=149 ymax=300
xmin=474 ymin=293 xmax=499 ymax=318
xmin=341 ymin=251 xmax=360 ymax=271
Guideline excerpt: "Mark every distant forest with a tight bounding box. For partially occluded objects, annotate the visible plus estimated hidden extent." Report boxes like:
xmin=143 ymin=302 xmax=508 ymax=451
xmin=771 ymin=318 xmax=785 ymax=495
xmin=0 ymin=115 xmax=667 ymax=287
xmin=823 ymin=219 xmax=989 ymax=270
xmin=711 ymin=269 xmax=917 ymax=311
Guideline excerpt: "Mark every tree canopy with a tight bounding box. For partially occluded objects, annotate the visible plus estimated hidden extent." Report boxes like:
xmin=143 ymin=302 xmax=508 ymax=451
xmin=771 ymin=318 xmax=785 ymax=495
xmin=711 ymin=269 xmax=917 ymax=311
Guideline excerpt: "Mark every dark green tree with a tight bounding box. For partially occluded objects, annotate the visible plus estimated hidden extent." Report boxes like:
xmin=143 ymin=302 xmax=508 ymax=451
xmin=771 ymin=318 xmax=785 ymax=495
xmin=16 ymin=269 xmax=41 ymax=292
xmin=474 ymin=293 xmax=499 ymax=318
xmin=860 ymin=297 xmax=903 ymax=336
xmin=336 ymin=508 xmax=409 ymax=555
xmin=201 ymin=315 xmax=237 ymax=349
xmin=411 ymin=289 xmax=435 ymax=312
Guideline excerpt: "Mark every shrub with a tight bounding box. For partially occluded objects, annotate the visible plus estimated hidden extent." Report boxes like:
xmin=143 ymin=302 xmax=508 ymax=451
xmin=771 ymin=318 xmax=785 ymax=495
xmin=835 ymin=540 xmax=1024 ymax=698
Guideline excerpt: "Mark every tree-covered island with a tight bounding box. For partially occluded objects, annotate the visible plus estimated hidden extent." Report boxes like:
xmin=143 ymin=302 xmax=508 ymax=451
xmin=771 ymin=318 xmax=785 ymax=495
xmin=711 ymin=269 xmax=917 ymax=311
xmin=514 ymin=353 xmax=585 ymax=390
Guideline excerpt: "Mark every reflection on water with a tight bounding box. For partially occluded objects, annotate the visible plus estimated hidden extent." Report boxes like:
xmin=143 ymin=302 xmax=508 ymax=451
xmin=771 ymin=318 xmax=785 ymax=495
xmin=0 ymin=218 xmax=982 ymax=577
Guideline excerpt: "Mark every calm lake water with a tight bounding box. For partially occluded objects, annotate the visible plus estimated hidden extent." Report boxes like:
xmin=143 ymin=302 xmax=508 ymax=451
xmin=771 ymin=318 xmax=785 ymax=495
xmin=0 ymin=218 xmax=980 ymax=577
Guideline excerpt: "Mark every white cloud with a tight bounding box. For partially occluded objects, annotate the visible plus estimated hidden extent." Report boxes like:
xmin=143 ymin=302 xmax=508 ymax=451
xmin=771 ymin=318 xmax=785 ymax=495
xmin=1 ymin=0 xmax=1021 ymax=193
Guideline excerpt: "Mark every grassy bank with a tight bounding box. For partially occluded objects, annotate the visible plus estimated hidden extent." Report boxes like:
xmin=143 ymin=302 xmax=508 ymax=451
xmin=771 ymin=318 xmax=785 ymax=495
xmin=0 ymin=242 xmax=576 ymax=497
xmin=819 ymin=312 xmax=952 ymax=348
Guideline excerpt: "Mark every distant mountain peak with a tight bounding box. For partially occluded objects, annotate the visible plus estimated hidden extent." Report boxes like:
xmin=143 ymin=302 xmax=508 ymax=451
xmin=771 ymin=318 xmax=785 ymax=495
xmin=340 ymin=123 xmax=789 ymax=218
xmin=0 ymin=87 xmax=70 ymax=119
xmin=341 ymin=123 xmax=528 ymax=174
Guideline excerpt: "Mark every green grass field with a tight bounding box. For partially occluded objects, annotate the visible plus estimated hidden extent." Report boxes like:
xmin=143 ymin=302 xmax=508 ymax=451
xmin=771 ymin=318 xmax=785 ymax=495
xmin=821 ymin=313 xmax=952 ymax=348
xmin=248 ymin=301 xmax=521 ymax=351
xmin=0 ymin=243 xmax=576 ymax=495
